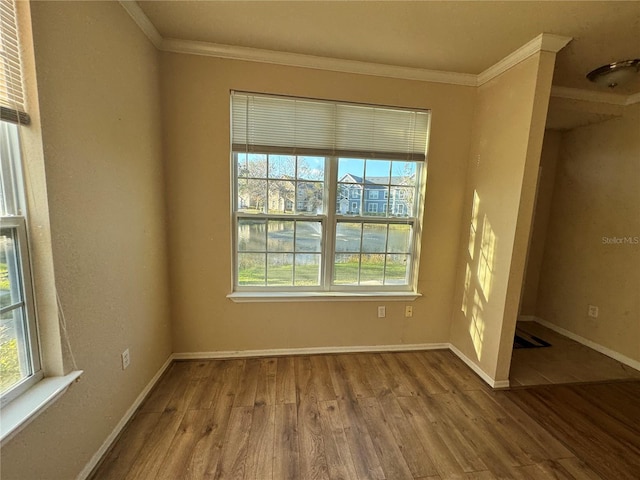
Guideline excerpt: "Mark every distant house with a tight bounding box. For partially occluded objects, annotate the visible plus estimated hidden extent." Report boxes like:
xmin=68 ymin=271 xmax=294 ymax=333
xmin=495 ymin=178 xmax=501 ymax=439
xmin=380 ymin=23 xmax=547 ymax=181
xmin=338 ymin=174 xmax=414 ymax=216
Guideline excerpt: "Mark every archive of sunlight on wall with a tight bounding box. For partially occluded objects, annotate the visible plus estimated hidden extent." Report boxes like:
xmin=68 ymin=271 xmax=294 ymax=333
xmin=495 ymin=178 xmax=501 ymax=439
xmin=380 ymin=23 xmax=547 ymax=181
xmin=460 ymin=190 xmax=497 ymax=360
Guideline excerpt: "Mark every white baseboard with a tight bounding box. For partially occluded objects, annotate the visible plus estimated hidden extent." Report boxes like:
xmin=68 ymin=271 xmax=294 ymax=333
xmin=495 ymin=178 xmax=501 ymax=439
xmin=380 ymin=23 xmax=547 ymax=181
xmin=532 ymin=317 xmax=640 ymax=372
xmin=448 ymin=344 xmax=510 ymax=389
xmin=173 ymin=342 xmax=450 ymax=360
xmin=77 ymin=355 xmax=173 ymax=480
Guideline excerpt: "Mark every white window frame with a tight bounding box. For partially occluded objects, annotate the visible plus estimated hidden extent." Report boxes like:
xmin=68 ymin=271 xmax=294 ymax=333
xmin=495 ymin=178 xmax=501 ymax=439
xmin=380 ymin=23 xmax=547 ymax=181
xmin=232 ymin=153 xmax=424 ymax=294
xmin=229 ymin=92 xmax=430 ymax=299
xmin=0 ymin=217 xmax=42 ymax=406
xmin=1 ymin=121 xmax=42 ymax=407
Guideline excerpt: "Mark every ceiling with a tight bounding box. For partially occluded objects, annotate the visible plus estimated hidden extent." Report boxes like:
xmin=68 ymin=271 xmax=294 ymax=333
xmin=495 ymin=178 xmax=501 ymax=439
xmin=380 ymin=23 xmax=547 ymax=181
xmin=137 ymin=1 xmax=640 ymax=94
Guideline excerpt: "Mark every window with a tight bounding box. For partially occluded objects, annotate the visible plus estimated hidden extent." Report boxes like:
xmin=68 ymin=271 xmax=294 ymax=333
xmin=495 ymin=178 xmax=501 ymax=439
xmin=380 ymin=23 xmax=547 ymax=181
xmin=0 ymin=0 xmax=42 ymax=407
xmin=231 ymin=92 xmax=430 ymax=293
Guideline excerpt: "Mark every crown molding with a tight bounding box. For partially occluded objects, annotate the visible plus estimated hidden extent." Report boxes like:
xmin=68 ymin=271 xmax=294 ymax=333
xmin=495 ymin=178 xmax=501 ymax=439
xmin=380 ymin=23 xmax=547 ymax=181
xmin=550 ymin=86 xmax=632 ymax=106
xmin=477 ymin=33 xmax=572 ymax=86
xmin=161 ymin=38 xmax=478 ymax=86
xmin=119 ymin=0 xmax=162 ymax=48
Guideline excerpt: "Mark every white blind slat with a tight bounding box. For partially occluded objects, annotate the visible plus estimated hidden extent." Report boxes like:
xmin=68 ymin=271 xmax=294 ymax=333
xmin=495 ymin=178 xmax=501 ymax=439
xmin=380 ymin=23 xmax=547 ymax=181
xmin=231 ymin=92 xmax=430 ymax=161
xmin=0 ymin=0 xmax=26 ymax=113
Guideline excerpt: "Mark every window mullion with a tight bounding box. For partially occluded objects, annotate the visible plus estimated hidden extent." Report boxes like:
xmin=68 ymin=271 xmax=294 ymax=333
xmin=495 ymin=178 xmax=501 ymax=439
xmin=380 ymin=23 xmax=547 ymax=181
xmin=323 ymin=156 xmax=337 ymax=290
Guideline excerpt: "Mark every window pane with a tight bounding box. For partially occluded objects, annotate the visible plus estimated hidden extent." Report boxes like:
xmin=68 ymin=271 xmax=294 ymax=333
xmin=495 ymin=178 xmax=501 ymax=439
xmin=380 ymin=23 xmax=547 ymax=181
xmin=360 ymin=254 xmax=384 ymax=285
xmin=0 ymin=307 xmax=31 ymax=395
xmin=268 ymin=155 xmax=296 ymax=179
xmin=337 ymin=158 xmax=364 ymax=182
xmin=0 ymin=229 xmax=22 ymax=309
xmin=385 ymin=254 xmax=410 ymax=285
xmin=0 ymin=228 xmax=32 ymax=395
xmin=268 ymin=181 xmax=295 ymax=213
xmin=238 ymin=253 xmax=266 ymax=285
xmin=267 ymin=253 xmax=293 ymax=285
xmin=297 ymin=157 xmax=324 ymax=181
xmin=388 ymin=224 xmax=412 ymax=253
xmin=390 ymin=161 xmax=418 ymax=186
xmin=237 ymin=153 xmax=267 ymax=178
xmin=364 ymin=160 xmax=391 ymax=184
xmin=337 ymin=184 xmax=361 ymax=215
xmin=238 ymin=219 xmax=266 ymax=252
xmin=0 ymin=122 xmax=23 ymax=216
xmin=362 ymin=224 xmax=387 ymax=253
xmin=295 ymin=221 xmax=321 ymax=252
xmin=267 ymin=220 xmax=294 ymax=252
xmin=296 ymin=182 xmax=323 ymax=214
xmin=333 ymin=253 xmax=359 ymax=285
xmin=389 ymin=187 xmax=414 ymax=216
xmin=335 ymin=222 xmax=361 ymax=252
xmin=237 ymin=179 xmax=267 ymax=213
xmin=294 ymin=254 xmax=320 ymax=286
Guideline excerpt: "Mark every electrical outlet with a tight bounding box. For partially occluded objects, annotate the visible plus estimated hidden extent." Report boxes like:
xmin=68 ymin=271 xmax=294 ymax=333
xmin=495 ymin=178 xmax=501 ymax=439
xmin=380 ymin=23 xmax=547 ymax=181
xmin=405 ymin=306 xmax=413 ymax=318
xmin=121 ymin=348 xmax=130 ymax=370
xmin=377 ymin=306 xmax=386 ymax=318
xmin=588 ymin=305 xmax=599 ymax=318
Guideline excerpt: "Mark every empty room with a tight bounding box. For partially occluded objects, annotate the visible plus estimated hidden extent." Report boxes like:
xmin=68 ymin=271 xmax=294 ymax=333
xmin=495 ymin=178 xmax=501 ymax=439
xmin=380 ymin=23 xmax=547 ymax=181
xmin=0 ymin=1 xmax=638 ymax=479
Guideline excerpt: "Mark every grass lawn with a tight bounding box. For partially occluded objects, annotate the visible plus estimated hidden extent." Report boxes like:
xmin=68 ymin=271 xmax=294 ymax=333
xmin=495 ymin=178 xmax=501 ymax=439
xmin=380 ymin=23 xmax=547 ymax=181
xmin=238 ymin=260 xmax=407 ymax=286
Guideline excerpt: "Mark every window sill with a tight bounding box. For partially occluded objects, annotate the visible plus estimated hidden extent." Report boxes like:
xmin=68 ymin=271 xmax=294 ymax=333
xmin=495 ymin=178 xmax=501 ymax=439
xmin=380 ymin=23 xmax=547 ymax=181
xmin=0 ymin=370 xmax=83 ymax=445
xmin=227 ymin=291 xmax=421 ymax=303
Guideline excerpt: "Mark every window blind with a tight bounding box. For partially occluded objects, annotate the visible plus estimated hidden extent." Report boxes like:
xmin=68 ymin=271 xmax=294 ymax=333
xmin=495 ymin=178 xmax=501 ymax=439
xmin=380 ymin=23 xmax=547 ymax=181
xmin=231 ymin=92 xmax=430 ymax=161
xmin=0 ymin=0 xmax=29 ymax=124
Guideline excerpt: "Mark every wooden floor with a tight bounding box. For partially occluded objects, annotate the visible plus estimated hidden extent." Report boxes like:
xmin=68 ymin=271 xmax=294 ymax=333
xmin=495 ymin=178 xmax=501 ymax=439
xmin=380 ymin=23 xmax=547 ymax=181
xmin=92 ymin=350 xmax=640 ymax=480
xmin=510 ymin=321 xmax=640 ymax=387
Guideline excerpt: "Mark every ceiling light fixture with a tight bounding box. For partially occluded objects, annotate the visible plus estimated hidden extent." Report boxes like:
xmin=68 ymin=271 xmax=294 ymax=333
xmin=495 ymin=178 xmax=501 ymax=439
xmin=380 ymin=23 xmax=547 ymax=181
xmin=586 ymin=59 xmax=640 ymax=88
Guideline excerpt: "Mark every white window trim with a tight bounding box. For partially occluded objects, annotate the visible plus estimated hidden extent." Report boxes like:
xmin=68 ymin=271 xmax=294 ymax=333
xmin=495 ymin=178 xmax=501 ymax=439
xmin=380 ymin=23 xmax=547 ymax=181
xmin=227 ymin=291 xmax=421 ymax=303
xmin=232 ymin=154 xmax=425 ymax=294
xmin=0 ymin=370 xmax=82 ymax=445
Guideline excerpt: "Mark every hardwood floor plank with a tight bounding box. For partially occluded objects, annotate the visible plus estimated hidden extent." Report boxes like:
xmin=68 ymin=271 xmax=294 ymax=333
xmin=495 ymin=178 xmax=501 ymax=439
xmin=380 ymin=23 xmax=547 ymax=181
xmin=189 ymin=383 xmax=237 ymax=480
xmin=139 ymin=361 xmax=192 ymax=413
xmin=369 ymin=353 xmax=414 ymax=397
xmin=336 ymin=354 xmax=375 ymax=399
xmin=255 ymin=357 xmax=277 ymax=406
xmin=188 ymin=360 xmax=220 ymax=410
xmin=397 ymin=395 xmax=467 ymax=479
xmin=556 ymin=457 xmax=603 ymax=480
xmin=125 ymin=374 xmax=199 ymax=479
xmin=243 ymin=404 xmax=275 ymax=479
xmin=234 ymin=359 xmax=260 ymax=408
xmin=273 ymin=403 xmax=300 ymax=480
xmin=295 ymin=356 xmax=330 ymax=480
xmin=374 ymin=390 xmax=438 ymax=478
xmin=359 ymin=396 xmax=414 ymax=479
xmin=317 ymin=399 xmax=359 ymax=480
xmin=463 ymin=389 xmax=549 ymax=466
xmin=508 ymin=383 xmax=640 ymax=480
xmin=489 ymin=391 xmax=574 ymax=460
xmin=214 ymin=406 xmax=253 ymax=480
xmin=91 ymin=412 xmax=161 ymax=480
xmin=156 ymin=408 xmax=213 ymax=479
xmin=276 ymin=356 xmax=296 ymax=405
xmin=326 ymin=355 xmax=385 ymax=480
xmin=309 ymin=355 xmax=337 ymax=401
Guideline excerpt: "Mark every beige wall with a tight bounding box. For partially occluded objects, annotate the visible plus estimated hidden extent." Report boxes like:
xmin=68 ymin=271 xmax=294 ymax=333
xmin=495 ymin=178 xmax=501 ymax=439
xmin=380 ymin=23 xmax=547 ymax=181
xmin=449 ymin=52 xmax=556 ymax=382
xmin=520 ymin=130 xmax=561 ymax=315
xmin=0 ymin=2 xmax=172 ymax=479
xmin=536 ymin=103 xmax=640 ymax=363
xmin=161 ymin=52 xmax=476 ymax=353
